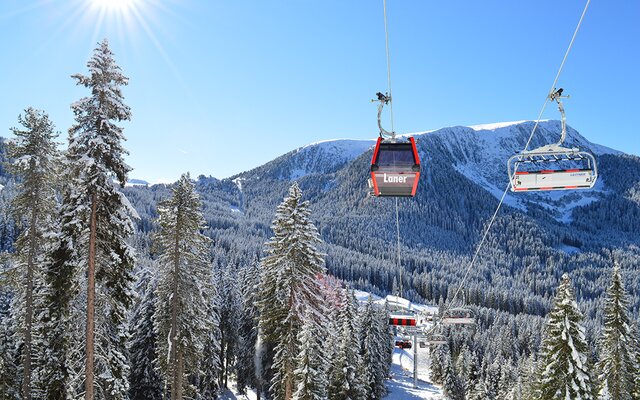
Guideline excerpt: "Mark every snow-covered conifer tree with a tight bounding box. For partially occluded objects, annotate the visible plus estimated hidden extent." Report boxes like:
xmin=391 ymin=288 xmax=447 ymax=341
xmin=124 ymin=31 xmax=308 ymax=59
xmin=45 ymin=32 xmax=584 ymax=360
xmin=377 ymin=305 xmax=393 ymax=378
xmin=484 ymin=357 xmax=502 ymax=399
xmin=257 ymin=183 xmax=326 ymax=400
xmin=198 ymin=285 xmax=222 ymax=399
xmin=537 ymin=273 xmax=594 ymax=399
xmin=153 ymin=174 xmax=214 ymax=400
xmin=6 ymin=108 xmax=60 ymax=400
xmin=430 ymin=345 xmax=445 ymax=385
xmin=65 ymin=38 xmax=136 ymax=399
xmin=328 ymin=289 xmax=364 ymax=400
xmin=466 ymin=380 xmax=486 ymax=400
xmin=358 ymin=295 xmax=389 ymax=399
xmin=128 ymin=265 xmax=162 ymax=400
xmin=292 ymin=316 xmax=327 ymax=400
xmin=455 ymin=343 xmax=472 ymax=393
xmin=519 ymin=353 xmax=538 ymax=400
xmin=236 ymin=260 xmax=261 ymax=395
xmin=497 ymin=362 xmax=517 ymax=400
xmin=217 ymin=265 xmax=241 ymax=389
xmin=40 ymin=172 xmax=81 ymax=398
xmin=596 ymin=264 xmax=635 ymax=400
xmin=0 ymin=289 xmax=19 ymax=399
xmin=442 ymin=349 xmax=463 ymax=400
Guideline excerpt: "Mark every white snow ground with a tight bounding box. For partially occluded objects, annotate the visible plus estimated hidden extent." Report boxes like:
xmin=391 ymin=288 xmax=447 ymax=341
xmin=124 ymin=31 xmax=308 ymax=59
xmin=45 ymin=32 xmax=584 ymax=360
xmin=385 ymin=347 xmax=443 ymax=399
xmin=218 ymin=382 xmax=258 ymax=400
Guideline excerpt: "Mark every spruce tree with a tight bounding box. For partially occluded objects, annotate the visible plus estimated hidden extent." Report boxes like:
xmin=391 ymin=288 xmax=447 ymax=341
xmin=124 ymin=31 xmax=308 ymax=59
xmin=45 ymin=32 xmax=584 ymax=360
xmin=328 ymin=289 xmax=364 ymax=400
xmin=217 ymin=264 xmax=241 ymax=389
xmin=6 ymin=108 xmax=60 ymax=400
xmin=537 ymin=273 xmax=594 ymax=400
xmin=484 ymin=357 xmax=502 ymax=400
xmin=358 ymin=295 xmax=389 ymax=400
xmin=596 ymin=264 xmax=635 ymax=400
xmin=258 ymin=182 xmax=326 ymax=400
xmin=40 ymin=171 xmax=81 ymax=399
xmin=442 ymin=349 xmax=463 ymax=400
xmin=497 ymin=362 xmax=517 ymax=400
xmin=198 ymin=284 xmax=222 ymax=399
xmin=236 ymin=261 xmax=261 ymax=396
xmin=455 ymin=343 xmax=472 ymax=393
xmin=292 ymin=317 xmax=327 ymax=400
xmin=128 ymin=265 xmax=162 ymax=400
xmin=466 ymin=380 xmax=486 ymax=400
xmin=520 ymin=353 xmax=538 ymax=400
xmin=153 ymin=174 xmax=214 ymax=400
xmin=0 ymin=288 xmax=19 ymax=400
xmin=430 ymin=345 xmax=445 ymax=385
xmin=66 ymin=38 xmax=136 ymax=399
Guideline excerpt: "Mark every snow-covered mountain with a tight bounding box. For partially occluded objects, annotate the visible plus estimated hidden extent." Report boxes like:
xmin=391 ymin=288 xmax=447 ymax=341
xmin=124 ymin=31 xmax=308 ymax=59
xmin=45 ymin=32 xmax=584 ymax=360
xmin=244 ymin=138 xmax=375 ymax=181
xmin=121 ymin=120 xmax=640 ymax=319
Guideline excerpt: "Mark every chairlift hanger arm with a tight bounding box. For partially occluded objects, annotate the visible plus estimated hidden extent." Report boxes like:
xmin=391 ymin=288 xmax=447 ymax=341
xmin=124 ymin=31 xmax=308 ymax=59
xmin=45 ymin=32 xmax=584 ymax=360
xmin=549 ymin=88 xmax=570 ymax=145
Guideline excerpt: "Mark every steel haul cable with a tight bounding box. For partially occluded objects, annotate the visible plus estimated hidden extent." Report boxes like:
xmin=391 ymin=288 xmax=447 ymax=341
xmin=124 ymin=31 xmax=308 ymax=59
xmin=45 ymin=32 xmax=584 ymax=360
xmin=380 ymin=0 xmax=404 ymax=296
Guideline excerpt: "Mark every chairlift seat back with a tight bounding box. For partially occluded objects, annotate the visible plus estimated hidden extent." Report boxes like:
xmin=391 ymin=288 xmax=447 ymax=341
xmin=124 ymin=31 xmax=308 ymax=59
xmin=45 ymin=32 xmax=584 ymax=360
xmin=511 ymin=168 xmax=596 ymax=191
xmin=508 ymin=147 xmax=598 ymax=192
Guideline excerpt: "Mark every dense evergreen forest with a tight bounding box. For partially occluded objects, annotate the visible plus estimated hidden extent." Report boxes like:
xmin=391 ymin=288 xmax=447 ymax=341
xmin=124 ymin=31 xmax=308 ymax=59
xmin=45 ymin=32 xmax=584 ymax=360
xmin=0 ymin=39 xmax=639 ymax=399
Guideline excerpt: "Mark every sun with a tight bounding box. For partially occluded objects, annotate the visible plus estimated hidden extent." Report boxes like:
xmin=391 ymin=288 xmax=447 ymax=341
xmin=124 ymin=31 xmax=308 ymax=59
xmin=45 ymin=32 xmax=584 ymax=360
xmin=91 ymin=0 xmax=138 ymax=13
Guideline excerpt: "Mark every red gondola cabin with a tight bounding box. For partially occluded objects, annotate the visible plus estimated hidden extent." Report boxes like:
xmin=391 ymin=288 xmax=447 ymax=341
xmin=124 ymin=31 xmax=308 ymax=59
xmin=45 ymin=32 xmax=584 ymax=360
xmin=370 ymin=137 xmax=420 ymax=197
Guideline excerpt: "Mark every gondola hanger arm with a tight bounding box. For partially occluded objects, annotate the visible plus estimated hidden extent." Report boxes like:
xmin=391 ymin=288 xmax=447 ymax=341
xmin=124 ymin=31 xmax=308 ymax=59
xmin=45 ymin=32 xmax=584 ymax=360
xmin=372 ymin=91 xmax=396 ymax=140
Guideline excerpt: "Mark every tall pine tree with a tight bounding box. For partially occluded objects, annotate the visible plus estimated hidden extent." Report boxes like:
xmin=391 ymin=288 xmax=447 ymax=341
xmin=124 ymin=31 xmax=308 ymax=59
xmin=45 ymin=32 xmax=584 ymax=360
xmin=65 ymin=38 xmax=137 ymax=399
xmin=6 ymin=108 xmax=60 ymax=400
xmin=596 ymin=264 xmax=635 ymax=400
xmin=536 ymin=273 xmax=594 ymax=400
xmin=153 ymin=174 xmax=214 ymax=400
xmin=258 ymin=183 xmax=326 ymax=400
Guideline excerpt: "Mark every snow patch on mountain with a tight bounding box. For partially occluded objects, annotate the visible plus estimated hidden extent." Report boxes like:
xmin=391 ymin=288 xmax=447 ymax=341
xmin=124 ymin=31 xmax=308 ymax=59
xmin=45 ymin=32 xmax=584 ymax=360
xmin=123 ymin=178 xmax=149 ymax=187
xmin=232 ymin=177 xmax=244 ymax=192
xmin=468 ymin=120 xmax=532 ymax=131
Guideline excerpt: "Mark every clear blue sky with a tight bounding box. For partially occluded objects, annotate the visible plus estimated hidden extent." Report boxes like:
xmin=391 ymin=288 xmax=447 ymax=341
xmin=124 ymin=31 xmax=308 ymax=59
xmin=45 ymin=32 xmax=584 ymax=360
xmin=1 ymin=0 xmax=638 ymax=183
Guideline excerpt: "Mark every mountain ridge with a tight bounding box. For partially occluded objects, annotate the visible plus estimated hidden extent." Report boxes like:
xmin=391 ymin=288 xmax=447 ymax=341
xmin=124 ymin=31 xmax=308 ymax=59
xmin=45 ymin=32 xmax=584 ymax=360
xmin=105 ymin=120 xmax=640 ymax=322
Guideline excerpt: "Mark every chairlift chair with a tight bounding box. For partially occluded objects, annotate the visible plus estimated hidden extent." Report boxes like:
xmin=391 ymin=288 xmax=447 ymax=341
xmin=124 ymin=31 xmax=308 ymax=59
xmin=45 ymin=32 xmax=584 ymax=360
xmin=441 ymin=307 xmax=476 ymax=326
xmin=426 ymin=333 xmax=447 ymax=345
xmin=389 ymin=313 xmax=417 ymax=327
xmin=508 ymin=89 xmax=598 ymax=192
